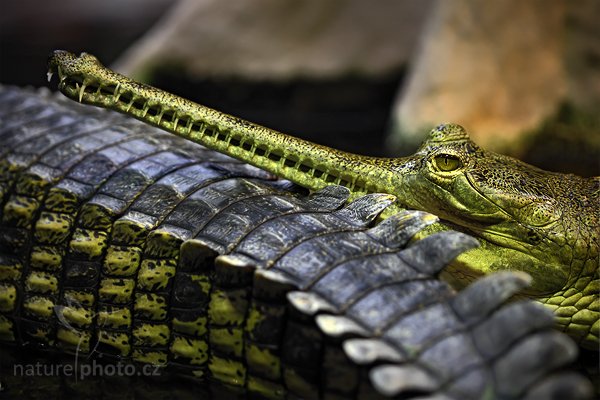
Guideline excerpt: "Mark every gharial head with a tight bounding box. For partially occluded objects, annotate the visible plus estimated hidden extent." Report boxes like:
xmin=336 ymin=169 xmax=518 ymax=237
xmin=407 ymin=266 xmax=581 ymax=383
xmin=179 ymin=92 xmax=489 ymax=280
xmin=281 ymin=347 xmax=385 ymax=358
xmin=391 ymin=124 xmax=564 ymax=228
xmin=386 ymin=123 xmax=598 ymax=295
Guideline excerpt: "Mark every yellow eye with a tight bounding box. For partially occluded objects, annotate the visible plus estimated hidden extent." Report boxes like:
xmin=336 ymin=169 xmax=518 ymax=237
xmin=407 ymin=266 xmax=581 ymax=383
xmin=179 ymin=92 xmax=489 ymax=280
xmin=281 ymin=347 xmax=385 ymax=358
xmin=433 ymin=154 xmax=462 ymax=172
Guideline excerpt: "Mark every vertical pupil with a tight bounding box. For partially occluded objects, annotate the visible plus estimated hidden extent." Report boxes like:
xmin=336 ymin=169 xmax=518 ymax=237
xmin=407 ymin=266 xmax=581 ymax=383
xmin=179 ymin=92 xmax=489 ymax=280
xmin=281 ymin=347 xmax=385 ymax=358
xmin=434 ymin=155 xmax=460 ymax=171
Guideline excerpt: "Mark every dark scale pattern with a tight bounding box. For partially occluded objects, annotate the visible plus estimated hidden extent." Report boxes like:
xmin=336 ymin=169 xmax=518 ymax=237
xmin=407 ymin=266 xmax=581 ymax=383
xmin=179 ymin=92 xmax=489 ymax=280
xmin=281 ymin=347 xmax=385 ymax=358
xmin=0 ymin=86 xmax=594 ymax=400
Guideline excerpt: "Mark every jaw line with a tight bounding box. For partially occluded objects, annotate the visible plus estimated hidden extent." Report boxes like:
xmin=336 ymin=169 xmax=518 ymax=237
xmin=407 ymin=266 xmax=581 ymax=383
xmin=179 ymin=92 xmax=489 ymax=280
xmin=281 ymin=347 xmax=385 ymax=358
xmin=413 ymin=175 xmax=511 ymax=227
xmin=402 ymin=177 xmax=533 ymax=255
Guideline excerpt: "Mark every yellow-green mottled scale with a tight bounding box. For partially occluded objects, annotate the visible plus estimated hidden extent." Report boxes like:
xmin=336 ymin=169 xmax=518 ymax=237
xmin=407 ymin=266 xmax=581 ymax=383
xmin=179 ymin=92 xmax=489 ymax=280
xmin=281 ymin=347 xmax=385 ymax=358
xmin=45 ymin=50 xmax=599 ymax=349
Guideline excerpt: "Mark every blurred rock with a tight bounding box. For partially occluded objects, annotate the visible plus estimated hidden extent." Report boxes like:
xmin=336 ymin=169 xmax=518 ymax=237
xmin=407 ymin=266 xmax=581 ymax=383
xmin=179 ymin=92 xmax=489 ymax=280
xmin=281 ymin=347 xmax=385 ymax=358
xmin=388 ymin=0 xmax=600 ymax=155
xmin=388 ymin=0 xmax=567 ymax=152
xmin=113 ymin=0 xmax=433 ymax=80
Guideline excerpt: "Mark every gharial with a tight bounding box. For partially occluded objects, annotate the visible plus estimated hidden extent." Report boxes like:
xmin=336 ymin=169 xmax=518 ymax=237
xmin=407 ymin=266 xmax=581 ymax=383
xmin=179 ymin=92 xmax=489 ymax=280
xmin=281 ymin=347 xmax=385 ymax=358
xmin=46 ymin=50 xmax=599 ymax=349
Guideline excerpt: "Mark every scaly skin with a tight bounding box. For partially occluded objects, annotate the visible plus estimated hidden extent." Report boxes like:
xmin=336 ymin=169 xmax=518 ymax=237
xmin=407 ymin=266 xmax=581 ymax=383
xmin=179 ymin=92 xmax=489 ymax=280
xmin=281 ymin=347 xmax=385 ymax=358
xmin=47 ymin=50 xmax=599 ymax=348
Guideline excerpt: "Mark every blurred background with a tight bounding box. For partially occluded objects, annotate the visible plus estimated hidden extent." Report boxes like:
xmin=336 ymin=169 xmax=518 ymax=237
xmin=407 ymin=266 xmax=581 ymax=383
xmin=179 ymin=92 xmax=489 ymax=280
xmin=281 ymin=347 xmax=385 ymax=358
xmin=1 ymin=0 xmax=598 ymax=175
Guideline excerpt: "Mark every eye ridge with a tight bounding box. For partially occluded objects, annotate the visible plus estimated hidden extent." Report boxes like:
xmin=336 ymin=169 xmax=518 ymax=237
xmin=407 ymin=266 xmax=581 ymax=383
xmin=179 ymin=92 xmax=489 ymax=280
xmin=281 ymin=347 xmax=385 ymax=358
xmin=433 ymin=153 xmax=462 ymax=172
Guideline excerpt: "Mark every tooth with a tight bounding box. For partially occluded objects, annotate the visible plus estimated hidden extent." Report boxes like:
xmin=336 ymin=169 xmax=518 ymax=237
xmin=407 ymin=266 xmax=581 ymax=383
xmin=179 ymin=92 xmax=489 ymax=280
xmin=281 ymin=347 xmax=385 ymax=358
xmin=78 ymin=83 xmax=86 ymax=102
xmin=47 ymin=71 xmax=53 ymax=83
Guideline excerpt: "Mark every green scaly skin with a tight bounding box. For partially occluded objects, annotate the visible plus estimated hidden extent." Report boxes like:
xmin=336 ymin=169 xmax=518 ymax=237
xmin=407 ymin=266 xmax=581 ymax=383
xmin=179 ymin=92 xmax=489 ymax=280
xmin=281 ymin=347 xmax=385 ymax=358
xmin=46 ymin=50 xmax=600 ymax=348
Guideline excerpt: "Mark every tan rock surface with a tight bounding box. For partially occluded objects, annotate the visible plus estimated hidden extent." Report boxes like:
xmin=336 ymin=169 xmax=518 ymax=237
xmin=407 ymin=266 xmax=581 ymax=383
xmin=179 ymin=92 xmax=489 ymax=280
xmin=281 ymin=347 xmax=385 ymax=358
xmin=388 ymin=0 xmax=568 ymax=152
